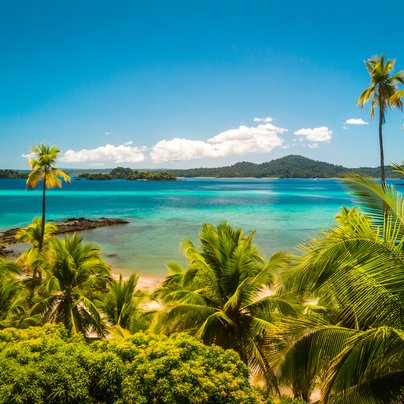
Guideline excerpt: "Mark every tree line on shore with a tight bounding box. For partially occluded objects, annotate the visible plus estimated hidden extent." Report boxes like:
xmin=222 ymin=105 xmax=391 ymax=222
xmin=2 ymin=155 xmax=404 ymax=180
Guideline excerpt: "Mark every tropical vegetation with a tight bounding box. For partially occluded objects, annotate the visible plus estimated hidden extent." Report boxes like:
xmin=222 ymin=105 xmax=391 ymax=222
xmin=1 ymin=56 xmax=404 ymax=402
xmin=357 ymin=54 xmax=404 ymax=185
xmin=270 ymin=176 xmax=404 ymax=402
xmin=152 ymin=222 xmax=293 ymax=392
xmin=26 ymin=144 xmax=70 ymax=253
xmin=167 ymin=155 xmax=403 ymax=179
xmin=0 ymin=326 xmax=269 ymax=404
xmin=78 ymin=167 xmax=176 ymax=181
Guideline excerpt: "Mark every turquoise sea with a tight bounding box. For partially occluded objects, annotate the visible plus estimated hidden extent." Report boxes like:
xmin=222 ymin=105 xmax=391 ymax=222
xmin=0 ymin=178 xmax=361 ymax=275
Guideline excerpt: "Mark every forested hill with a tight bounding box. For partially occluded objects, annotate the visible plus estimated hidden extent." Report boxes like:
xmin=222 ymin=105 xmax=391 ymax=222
xmin=166 ymin=155 xmax=402 ymax=178
xmin=0 ymin=155 xmax=401 ymax=179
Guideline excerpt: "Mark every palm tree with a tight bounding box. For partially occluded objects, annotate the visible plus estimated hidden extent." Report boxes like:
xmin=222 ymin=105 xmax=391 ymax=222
xmin=15 ymin=217 xmax=57 ymax=278
xmin=273 ymin=176 xmax=404 ymax=402
xmin=26 ymin=144 xmax=70 ymax=252
xmin=153 ymin=222 xmax=293 ymax=391
xmin=0 ymin=258 xmax=23 ymax=326
xmin=33 ymin=233 xmax=111 ymax=336
xmin=98 ymin=273 xmax=148 ymax=332
xmin=357 ymin=55 xmax=404 ymax=186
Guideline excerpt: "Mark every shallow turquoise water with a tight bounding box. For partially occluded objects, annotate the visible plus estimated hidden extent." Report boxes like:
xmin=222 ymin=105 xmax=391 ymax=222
xmin=0 ymin=178 xmax=356 ymax=274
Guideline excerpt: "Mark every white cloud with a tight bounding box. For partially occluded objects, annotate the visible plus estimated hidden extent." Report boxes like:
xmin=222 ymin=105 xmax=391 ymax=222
xmin=294 ymin=126 xmax=332 ymax=142
xmin=21 ymin=152 xmax=35 ymax=160
xmin=151 ymin=123 xmax=287 ymax=162
xmin=253 ymin=116 xmax=273 ymax=122
xmin=308 ymin=143 xmax=319 ymax=149
xmin=60 ymin=143 xmax=146 ymax=164
xmin=345 ymin=118 xmax=368 ymax=125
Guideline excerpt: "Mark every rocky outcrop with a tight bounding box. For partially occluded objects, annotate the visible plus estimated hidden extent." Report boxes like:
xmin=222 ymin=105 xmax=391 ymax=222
xmin=54 ymin=217 xmax=129 ymax=234
xmin=0 ymin=217 xmax=129 ymax=249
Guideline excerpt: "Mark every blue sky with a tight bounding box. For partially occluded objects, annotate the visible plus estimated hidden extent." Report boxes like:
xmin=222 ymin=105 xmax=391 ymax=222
xmin=1 ymin=0 xmax=404 ymax=169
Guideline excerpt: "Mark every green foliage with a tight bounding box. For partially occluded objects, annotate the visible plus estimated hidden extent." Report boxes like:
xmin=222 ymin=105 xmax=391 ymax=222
xmin=0 ymin=326 xmax=263 ymax=404
xmin=168 ymin=154 xmax=402 ymax=178
xmin=32 ymin=233 xmax=111 ymax=336
xmin=26 ymin=144 xmax=71 ymax=190
xmin=153 ymin=222 xmax=294 ymax=392
xmin=357 ymin=54 xmax=404 ymax=183
xmin=97 ymin=273 xmax=150 ymax=333
xmin=120 ymin=333 xmax=263 ymax=404
xmin=0 ymin=169 xmax=27 ymax=179
xmin=274 ymin=176 xmax=404 ymax=402
xmin=79 ymin=167 xmax=177 ymax=180
xmin=0 ymin=258 xmax=24 ymax=327
xmin=26 ymin=143 xmax=71 ymax=255
xmin=357 ymin=55 xmax=404 ymax=120
xmin=78 ymin=172 xmax=112 ymax=180
xmin=15 ymin=218 xmax=57 ymax=276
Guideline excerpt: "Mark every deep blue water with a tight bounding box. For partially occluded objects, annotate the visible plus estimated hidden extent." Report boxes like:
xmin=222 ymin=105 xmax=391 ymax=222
xmin=0 ymin=178 xmax=357 ymax=274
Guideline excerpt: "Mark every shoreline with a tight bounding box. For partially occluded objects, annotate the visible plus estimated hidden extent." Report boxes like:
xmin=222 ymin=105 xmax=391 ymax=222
xmin=0 ymin=217 xmax=130 ymax=257
xmin=110 ymin=269 xmax=164 ymax=292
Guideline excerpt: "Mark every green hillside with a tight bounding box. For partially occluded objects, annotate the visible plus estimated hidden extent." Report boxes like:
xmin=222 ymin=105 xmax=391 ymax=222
xmin=167 ymin=155 xmax=401 ymax=178
xmin=1 ymin=155 xmax=401 ymax=179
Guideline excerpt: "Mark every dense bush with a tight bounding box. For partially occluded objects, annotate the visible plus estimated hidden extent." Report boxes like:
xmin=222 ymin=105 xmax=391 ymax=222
xmin=0 ymin=325 xmax=267 ymax=404
xmin=118 ymin=333 xmax=262 ymax=404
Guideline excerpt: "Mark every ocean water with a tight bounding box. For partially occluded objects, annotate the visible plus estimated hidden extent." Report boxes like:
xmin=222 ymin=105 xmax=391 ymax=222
xmin=0 ymin=178 xmax=357 ymax=275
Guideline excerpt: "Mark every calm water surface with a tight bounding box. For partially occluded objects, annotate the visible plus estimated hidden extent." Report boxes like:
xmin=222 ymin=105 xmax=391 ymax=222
xmin=0 ymin=178 xmax=355 ymax=274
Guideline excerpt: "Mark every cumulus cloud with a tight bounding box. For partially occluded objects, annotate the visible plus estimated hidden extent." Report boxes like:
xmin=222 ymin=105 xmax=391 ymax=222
xmin=151 ymin=123 xmax=287 ymax=162
xmin=294 ymin=127 xmax=332 ymax=142
xmin=60 ymin=143 xmax=146 ymax=164
xmin=253 ymin=117 xmax=273 ymax=122
xmin=308 ymin=143 xmax=319 ymax=149
xmin=345 ymin=118 xmax=368 ymax=125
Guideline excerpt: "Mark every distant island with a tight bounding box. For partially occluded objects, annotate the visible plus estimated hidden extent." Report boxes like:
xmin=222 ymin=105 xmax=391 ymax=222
xmin=1 ymin=155 xmax=402 ymax=179
xmin=0 ymin=169 xmax=27 ymax=179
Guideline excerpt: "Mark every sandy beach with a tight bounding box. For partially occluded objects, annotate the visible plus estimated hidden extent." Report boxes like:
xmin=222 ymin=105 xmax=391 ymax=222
xmin=111 ymin=270 xmax=164 ymax=292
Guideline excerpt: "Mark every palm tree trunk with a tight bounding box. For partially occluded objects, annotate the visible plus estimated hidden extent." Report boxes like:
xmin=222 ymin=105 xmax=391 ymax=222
xmin=379 ymin=107 xmax=385 ymax=188
xmin=39 ymin=171 xmax=46 ymax=252
xmin=34 ymin=172 xmax=47 ymax=279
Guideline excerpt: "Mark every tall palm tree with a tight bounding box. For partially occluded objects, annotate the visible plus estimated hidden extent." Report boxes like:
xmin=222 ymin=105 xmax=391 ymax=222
xmin=33 ymin=233 xmax=111 ymax=336
xmin=26 ymin=144 xmax=70 ymax=252
xmin=273 ymin=176 xmax=404 ymax=402
xmin=357 ymin=55 xmax=404 ymax=186
xmin=153 ymin=222 xmax=293 ymax=391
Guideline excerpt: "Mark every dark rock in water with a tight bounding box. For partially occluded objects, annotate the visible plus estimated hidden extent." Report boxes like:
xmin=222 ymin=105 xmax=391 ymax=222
xmin=0 ymin=217 xmax=130 ymax=245
xmin=107 ymin=253 xmax=118 ymax=257
xmin=54 ymin=217 xmax=129 ymax=234
xmin=0 ymin=228 xmax=22 ymax=244
xmin=0 ymin=244 xmax=14 ymax=257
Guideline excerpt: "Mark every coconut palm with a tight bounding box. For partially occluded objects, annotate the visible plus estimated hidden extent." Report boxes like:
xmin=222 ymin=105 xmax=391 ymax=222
xmin=33 ymin=233 xmax=111 ymax=336
xmin=98 ymin=273 xmax=148 ymax=332
xmin=15 ymin=217 xmax=57 ymax=278
xmin=0 ymin=258 xmax=23 ymax=326
xmin=153 ymin=222 xmax=294 ymax=391
xmin=357 ymin=55 xmax=404 ymax=186
xmin=26 ymin=144 xmax=70 ymax=252
xmin=273 ymin=176 xmax=404 ymax=402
